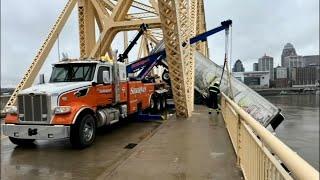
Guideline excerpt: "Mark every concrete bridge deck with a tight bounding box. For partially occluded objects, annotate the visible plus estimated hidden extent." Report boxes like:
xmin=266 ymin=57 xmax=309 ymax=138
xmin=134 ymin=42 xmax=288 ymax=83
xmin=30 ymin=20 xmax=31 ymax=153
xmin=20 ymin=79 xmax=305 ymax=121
xmin=102 ymin=105 xmax=242 ymax=179
xmin=1 ymin=105 xmax=242 ymax=179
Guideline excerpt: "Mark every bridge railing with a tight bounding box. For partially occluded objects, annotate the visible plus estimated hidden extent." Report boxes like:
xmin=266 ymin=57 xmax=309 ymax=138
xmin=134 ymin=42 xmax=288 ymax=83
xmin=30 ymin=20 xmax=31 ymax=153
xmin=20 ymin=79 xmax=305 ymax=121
xmin=221 ymin=93 xmax=319 ymax=180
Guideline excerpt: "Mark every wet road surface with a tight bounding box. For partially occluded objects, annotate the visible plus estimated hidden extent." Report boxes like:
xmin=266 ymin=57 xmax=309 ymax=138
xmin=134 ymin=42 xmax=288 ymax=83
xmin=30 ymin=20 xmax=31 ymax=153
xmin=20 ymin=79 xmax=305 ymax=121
xmin=105 ymin=106 xmax=242 ymax=180
xmin=1 ymin=120 xmax=160 ymax=179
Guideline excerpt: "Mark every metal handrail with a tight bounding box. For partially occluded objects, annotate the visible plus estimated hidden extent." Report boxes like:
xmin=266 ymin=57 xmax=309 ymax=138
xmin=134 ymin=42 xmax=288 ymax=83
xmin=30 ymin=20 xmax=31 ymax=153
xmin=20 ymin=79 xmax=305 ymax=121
xmin=222 ymin=93 xmax=319 ymax=180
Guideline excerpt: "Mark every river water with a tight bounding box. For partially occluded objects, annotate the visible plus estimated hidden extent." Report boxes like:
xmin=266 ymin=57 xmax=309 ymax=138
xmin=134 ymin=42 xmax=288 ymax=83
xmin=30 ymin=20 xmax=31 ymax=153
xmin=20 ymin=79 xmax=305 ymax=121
xmin=264 ymin=95 xmax=319 ymax=170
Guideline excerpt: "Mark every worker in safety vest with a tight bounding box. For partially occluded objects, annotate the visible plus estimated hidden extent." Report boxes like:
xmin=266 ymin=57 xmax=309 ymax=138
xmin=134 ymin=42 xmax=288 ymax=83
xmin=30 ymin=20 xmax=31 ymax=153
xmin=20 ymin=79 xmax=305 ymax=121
xmin=208 ymin=82 xmax=221 ymax=114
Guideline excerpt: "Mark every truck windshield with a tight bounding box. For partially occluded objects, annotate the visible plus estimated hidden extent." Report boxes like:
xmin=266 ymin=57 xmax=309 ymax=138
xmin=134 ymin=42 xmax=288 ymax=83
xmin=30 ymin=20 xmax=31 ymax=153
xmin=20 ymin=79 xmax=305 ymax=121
xmin=50 ymin=63 xmax=96 ymax=82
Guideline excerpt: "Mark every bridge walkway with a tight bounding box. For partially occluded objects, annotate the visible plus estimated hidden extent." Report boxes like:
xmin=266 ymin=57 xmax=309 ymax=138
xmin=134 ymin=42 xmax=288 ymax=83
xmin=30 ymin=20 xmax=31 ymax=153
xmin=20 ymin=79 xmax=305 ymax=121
xmin=101 ymin=105 xmax=243 ymax=180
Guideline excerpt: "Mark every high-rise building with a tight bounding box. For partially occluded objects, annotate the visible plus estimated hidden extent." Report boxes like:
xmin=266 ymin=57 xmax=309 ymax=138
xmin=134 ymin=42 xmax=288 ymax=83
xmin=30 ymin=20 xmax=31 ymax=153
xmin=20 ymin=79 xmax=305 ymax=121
xmin=281 ymin=43 xmax=297 ymax=67
xmin=291 ymin=66 xmax=320 ymax=86
xmin=253 ymin=63 xmax=259 ymax=71
xmin=274 ymin=66 xmax=289 ymax=87
xmin=285 ymin=55 xmax=303 ymax=68
xmin=301 ymin=55 xmax=320 ymax=67
xmin=258 ymin=54 xmax=274 ymax=80
xmin=285 ymin=55 xmax=319 ymax=81
xmin=274 ymin=66 xmax=288 ymax=79
xmin=232 ymin=59 xmax=245 ymax=72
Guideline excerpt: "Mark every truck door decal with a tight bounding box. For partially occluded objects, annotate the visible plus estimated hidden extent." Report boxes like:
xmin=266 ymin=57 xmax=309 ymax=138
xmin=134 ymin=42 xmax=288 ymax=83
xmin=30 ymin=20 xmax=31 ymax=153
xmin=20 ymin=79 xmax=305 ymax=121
xmin=130 ymin=87 xmax=146 ymax=94
xmin=97 ymin=88 xmax=112 ymax=94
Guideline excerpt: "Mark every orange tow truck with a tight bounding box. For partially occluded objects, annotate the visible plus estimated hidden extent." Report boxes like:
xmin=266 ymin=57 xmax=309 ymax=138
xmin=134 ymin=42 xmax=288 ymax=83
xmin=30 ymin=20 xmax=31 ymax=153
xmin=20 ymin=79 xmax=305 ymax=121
xmin=3 ymin=59 xmax=167 ymax=148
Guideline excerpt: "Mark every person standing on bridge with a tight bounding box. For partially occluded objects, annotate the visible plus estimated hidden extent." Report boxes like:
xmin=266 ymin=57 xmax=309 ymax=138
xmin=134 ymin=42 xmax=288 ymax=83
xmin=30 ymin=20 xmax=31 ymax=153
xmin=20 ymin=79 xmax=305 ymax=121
xmin=208 ymin=82 xmax=221 ymax=114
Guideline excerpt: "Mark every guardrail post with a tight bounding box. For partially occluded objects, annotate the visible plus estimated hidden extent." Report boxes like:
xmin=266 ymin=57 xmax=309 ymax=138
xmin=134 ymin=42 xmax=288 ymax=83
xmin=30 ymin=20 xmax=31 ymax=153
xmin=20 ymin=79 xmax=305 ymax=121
xmin=236 ymin=114 xmax=241 ymax=166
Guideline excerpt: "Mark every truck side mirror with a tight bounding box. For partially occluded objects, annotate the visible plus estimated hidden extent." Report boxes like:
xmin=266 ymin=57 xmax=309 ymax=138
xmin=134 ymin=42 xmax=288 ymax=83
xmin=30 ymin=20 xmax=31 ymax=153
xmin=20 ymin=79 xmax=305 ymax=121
xmin=103 ymin=71 xmax=110 ymax=84
xmin=39 ymin=74 xmax=45 ymax=84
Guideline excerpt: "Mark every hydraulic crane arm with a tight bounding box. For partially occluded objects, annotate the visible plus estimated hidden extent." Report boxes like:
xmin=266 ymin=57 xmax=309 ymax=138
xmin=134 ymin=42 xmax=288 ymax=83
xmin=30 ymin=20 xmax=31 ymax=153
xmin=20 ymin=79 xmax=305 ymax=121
xmin=118 ymin=23 xmax=148 ymax=62
xmin=189 ymin=19 xmax=232 ymax=44
xmin=126 ymin=19 xmax=232 ymax=80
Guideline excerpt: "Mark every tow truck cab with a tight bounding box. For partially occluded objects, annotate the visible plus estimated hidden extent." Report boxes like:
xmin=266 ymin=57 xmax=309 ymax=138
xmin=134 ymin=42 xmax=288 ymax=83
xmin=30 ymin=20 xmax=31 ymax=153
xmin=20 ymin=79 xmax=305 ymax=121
xmin=2 ymin=60 xmax=166 ymax=148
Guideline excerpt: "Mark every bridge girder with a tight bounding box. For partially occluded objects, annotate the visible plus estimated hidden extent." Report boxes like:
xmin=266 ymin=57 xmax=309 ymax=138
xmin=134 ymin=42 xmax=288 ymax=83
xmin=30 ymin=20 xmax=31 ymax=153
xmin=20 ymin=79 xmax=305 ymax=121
xmin=158 ymin=0 xmax=195 ymax=117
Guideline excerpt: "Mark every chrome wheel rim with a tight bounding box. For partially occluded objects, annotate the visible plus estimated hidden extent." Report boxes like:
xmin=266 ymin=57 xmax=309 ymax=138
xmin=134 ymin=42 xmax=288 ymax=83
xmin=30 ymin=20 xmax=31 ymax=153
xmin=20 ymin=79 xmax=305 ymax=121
xmin=83 ymin=121 xmax=94 ymax=142
xmin=150 ymin=98 xmax=154 ymax=109
xmin=163 ymin=73 xmax=169 ymax=80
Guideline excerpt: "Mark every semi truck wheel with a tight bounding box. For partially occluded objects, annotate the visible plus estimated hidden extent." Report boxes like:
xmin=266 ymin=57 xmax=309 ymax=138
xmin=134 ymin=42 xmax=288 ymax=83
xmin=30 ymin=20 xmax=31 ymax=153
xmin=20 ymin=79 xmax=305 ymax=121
xmin=162 ymin=70 xmax=170 ymax=83
xmin=70 ymin=114 xmax=96 ymax=149
xmin=9 ymin=137 xmax=35 ymax=146
xmin=150 ymin=94 xmax=160 ymax=113
xmin=156 ymin=96 xmax=161 ymax=112
xmin=150 ymin=96 xmax=155 ymax=110
xmin=160 ymin=95 xmax=167 ymax=110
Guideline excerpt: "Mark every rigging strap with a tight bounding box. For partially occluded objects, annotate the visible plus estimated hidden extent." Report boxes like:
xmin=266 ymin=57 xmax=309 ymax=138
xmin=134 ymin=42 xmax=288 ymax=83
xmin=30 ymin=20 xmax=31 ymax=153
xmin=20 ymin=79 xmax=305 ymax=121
xmin=219 ymin=25 xmax=234 ymax=99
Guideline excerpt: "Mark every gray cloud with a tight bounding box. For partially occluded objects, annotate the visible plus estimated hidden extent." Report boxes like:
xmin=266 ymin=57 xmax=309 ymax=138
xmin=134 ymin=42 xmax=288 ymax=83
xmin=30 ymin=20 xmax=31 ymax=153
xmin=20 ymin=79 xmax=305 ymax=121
xmin=1 ymin=0 xmax=319 ymax=87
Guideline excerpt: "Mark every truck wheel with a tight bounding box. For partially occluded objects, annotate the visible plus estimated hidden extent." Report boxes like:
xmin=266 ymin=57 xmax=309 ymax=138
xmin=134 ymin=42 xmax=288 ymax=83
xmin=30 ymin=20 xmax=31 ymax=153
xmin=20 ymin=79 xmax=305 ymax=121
xmin=156 ymin=96 xmax=161 ymax=112
xmin=150 ymin=95 xmax=160 ymax=113
xmin=160 ymin=95 xmax=167 ymax=110
xmin=9 ymin=137 xmax=35 ymax=146
xmin=162 ymin=70 xmax=170 ymax=83
xmin=70 ymin=114 xmax=96 ymax=149
xmin=150 ymin=96 xmax=155 ymax=110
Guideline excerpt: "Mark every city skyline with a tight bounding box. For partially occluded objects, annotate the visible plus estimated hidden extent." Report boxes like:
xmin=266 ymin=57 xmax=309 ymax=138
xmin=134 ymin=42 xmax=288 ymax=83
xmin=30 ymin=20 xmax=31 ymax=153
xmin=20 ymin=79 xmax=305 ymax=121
xmin=232 ymin=42 xmax=319 ymax=73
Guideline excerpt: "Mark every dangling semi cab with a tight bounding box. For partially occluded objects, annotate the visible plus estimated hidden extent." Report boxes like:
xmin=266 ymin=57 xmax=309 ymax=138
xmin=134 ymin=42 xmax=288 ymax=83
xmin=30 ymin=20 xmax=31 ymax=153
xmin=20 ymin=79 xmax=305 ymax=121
xmin=2 ymin=59 xmax=167 ymax=148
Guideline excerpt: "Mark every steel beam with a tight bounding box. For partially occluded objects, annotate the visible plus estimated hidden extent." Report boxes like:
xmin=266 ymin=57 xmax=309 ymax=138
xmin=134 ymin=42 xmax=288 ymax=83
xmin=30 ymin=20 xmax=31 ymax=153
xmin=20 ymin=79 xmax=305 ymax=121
xmin=112 ymin=19 xmax=161 ymax=30
xmin=158 ymin=0 xmax=194 ymax=118
xmin=111 ymin=0 xmax=133 ymax=21
xmin=5 ymin=0 xmax=77 ymax=107
xmin=132 ymin=1 xmax=157 ymax=14
xmin=89 ymin=18 xmax=161 ymax=58
xmin=100 ymin=0 xmax=115 ymax=10
xmin=145 ymin=30 xmax=160 ymax=44
xmin=187 ymin=0 xmax=197 ymax=111
xmin=196 ymin=0 xmax=208 ymax=57
xmin=91 ymin=0 xmax=109 ymax=23
xmin=78 ymin=0 xmax=96 ymax=58
xmin=149 ymin=0 xmax=159 ymax=14
xmin=123 ymin=31 xmax=128 ymax=63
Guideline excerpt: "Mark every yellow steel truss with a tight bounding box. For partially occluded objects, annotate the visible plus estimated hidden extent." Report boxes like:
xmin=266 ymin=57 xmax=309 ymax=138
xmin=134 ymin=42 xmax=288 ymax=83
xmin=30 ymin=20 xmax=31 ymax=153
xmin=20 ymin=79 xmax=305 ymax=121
xmin=158 ymin=0 xmax=194 ymax=117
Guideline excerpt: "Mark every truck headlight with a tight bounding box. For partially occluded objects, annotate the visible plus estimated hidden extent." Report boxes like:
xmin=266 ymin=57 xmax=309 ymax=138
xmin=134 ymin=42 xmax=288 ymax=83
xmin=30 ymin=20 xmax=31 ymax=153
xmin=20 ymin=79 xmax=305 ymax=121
xmin=53 ymin=106 xmax=71 ymax=115
xmin=5 ymin=106 xmax=18 ymax=114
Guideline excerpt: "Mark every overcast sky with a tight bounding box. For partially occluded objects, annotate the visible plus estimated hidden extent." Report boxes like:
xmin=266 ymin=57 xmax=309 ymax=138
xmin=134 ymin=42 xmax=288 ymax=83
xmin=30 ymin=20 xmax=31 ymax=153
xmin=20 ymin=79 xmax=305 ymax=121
xmin=1 ymin=0 xmax=319 ymax=88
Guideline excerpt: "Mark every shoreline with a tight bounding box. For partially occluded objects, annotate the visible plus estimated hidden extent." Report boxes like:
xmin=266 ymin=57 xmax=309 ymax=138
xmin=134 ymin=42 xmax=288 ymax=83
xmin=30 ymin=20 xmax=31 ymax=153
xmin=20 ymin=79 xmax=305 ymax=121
xmin=253 ymin=89 xmax=319 ymax=96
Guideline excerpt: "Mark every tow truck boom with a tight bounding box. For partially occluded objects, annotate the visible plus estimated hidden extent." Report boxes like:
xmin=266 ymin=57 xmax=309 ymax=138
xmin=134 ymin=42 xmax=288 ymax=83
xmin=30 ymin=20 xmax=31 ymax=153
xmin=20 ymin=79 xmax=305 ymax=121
xmin=118 ymin=23 xmax=148 ymax=62
xmin=126 ymin=19 xmax=232 ymax=80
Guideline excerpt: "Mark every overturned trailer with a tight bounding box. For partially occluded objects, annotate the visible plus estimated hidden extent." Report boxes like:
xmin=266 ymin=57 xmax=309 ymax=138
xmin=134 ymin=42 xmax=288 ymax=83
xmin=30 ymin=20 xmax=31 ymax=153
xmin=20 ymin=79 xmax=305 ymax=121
xmin=194 ymin=52 xmax=284 ymax=130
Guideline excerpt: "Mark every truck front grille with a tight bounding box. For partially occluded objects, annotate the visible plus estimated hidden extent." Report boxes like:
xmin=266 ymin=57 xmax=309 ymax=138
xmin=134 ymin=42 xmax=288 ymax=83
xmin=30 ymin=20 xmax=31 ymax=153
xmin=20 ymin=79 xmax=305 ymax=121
xmin=18 ymin=94 xmax=50 ymax=123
